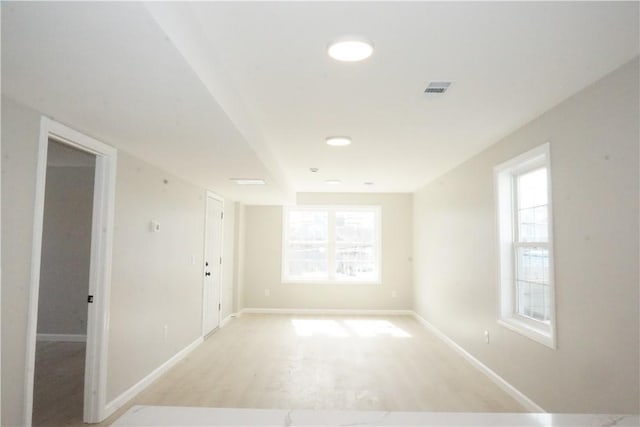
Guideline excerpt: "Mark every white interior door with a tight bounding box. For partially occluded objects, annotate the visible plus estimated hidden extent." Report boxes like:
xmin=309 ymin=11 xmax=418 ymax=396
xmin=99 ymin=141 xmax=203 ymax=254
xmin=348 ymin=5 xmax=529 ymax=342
xmin=203 ymin=193 xmax=223 ymax=336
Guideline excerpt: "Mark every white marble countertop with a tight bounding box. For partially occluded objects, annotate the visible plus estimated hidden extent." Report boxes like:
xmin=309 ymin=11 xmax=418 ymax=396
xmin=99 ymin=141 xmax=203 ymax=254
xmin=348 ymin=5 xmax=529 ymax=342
xmin=112 ymin=406 xmax=639 ymax=427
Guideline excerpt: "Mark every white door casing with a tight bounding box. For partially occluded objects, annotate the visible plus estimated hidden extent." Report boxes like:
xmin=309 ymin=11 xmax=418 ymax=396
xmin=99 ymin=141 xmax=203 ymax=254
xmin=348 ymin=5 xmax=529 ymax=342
xmin=202 ymin=192 xmax=223 ymax=336
xmin=26 ymin=117 xmax=117 ymax=424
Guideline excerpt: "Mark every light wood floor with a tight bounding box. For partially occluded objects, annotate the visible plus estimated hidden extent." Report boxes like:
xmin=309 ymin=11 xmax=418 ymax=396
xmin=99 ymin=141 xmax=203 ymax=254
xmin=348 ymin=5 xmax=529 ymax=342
xmin=33 ymin=341 xmax=86 ymax=427
xmin=98 ymin=314 xmax=525 ymax=426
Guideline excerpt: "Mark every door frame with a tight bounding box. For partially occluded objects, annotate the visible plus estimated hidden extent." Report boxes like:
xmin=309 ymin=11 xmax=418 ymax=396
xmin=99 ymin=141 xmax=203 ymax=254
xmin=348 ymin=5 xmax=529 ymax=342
xmin=24 ymin=117 xmax=117 ymax=424
xmin=201 ymin=190 xmax=224 ymax=336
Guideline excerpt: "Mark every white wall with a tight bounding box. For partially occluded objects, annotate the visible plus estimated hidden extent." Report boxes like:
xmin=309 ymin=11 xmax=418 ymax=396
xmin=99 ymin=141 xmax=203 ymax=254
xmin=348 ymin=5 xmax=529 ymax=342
xmin=413 ymin=58 xmax=639 ymax=413
xmin=1 ymin=96 xmax=41 ymax=425
xmin=106 ymin=151 xmax=207 ymax=401
xmin=243 ymin=193 xmax=413 ymax=310
xmin=0 ymin=95 xmax=240 ymax=423
xmin=233 ymin=203 xmax=246 ymax=313
xmin=37 ymin=165 xmax=95 ymax=336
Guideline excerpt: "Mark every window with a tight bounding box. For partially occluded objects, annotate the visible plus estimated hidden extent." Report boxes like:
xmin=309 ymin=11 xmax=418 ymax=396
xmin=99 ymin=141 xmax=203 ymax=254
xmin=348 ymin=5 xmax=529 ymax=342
xmin=283 ymin=206 xmax=381 ymax=283
xmin=495 ymin=143 xmax=556 ymax=348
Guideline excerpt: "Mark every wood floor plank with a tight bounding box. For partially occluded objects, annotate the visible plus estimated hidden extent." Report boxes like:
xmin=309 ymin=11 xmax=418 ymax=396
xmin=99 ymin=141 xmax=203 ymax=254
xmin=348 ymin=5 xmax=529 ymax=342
xmin=33 ymin=341 xmax=86 ymax=427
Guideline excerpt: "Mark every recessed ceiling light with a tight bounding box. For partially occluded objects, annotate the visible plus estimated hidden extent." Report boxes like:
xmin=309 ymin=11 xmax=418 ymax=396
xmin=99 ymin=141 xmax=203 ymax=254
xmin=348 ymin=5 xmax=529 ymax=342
xmin=424 ymin=81 xmax=452 ymax=94
xmin=327 ymin=38 xmax=374 ymax=62
xmin=326 ymin=136 xmax=352 ymax=147
xmin=325 ymin=179 xmax=342 ymax=185
xmin=230 ymin=178 xmax=265 ymax=185
xmin=364 ymin=182 xmax=374 ymax=186
xmin=310 ymin=167 xmax=319 ymax=173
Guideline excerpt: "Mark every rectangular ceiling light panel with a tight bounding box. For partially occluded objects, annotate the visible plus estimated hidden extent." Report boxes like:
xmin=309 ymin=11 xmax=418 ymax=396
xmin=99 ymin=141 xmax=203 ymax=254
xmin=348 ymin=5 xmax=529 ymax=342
xmin=231 ymin=178 xmax=266 ymax=185
xmin=424 ymin=81 xmax=452 ymax=94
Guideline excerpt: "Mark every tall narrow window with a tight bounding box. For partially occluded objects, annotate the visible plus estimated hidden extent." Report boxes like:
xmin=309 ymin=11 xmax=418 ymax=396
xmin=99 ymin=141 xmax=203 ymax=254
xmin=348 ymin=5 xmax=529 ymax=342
xmin=515 ymin=167 xmax=550 ymax=322
xmin=495 ymin=143 xmax=556 ymax=348
xmin=283 ymin=206 xmax=381 ymax=283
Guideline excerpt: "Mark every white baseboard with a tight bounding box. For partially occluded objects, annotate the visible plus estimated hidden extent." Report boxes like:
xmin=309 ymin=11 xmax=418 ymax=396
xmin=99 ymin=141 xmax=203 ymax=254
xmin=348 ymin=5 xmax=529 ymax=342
xmin=36 ymin=333 xmax=87 ymax=342
xmin=242 ymin=308 xmax=414 ymax=316
xmin=104 ymin=337 xmax=204 ymax=419
xmin=412 ymin=312 xmax=545 ymax=413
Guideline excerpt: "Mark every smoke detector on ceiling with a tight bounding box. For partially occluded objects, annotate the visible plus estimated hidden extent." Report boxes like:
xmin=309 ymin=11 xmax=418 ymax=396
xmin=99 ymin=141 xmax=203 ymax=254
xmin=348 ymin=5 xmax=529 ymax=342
xmin=424 ymin=81 xmax=452 ymax=94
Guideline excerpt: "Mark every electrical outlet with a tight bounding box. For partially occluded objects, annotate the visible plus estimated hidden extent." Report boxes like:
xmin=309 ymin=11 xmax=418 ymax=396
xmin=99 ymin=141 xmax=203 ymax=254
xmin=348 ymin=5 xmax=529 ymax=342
xmin=484 ymin=330 xmax=490 ymax=344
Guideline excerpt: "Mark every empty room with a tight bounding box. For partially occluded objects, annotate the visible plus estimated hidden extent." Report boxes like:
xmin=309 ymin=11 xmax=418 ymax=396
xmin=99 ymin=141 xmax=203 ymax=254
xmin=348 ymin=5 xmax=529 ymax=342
xmin=1 ymin=1 xmax=638 ymax=426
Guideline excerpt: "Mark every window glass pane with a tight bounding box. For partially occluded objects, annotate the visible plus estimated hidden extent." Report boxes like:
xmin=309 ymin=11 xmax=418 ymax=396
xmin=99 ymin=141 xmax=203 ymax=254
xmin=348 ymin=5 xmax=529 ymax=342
xmin=516 ymin=246 xmax=549 ymax=284
xmin=288 ymin=211 xmax=328 ymax=241
xmin=516 ymin=246 xmax=550 ymax=321
xmin=335 ymin=264 xmax=377 ymax=281
xmin=517 ymin=167 xmax=547 ymax=209
xmin=518 ymin=205 xmax=548 ymax=242
xmin=336 ymin=211 xmax=375 ymax=243
xmin=286 ymin=243 xmax=327 ymax=279
xmin=517 ymin=167 xmax=548 ymax=243
xmin=335 ymin=244 xmax=375 ymax=262
xmin=335 ymin=243 xmax=375 ymax=280
xmin=335 ymin=211 xmax=378 ymax=281
xmin=517 ymin=282 xmax=550 ymax=322
xmin=516 ymin=280 xmax=532 ymax=318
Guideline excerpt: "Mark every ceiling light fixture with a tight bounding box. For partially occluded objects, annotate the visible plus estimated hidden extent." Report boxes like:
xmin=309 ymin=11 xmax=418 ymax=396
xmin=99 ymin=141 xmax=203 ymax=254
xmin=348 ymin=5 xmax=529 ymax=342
xmin=325 ymin=179 xmax=342 ymax=185
xmin=230 ymin=178 xmax=266 ymax=185
xmin=326 ymin=136 xmax=352 ymax=147
xmin=424 ymin=81 xmax=452 ymax=94
xmin=327 ymin=38 xmax=374 ymax=62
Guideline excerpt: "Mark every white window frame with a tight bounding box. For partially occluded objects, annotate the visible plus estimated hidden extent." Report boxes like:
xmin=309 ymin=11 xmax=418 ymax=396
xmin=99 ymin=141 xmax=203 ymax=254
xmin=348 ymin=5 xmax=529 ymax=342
xmin=494 ymin=143 xmax=556 ymax=348
xmin=282 ymin=205 xmax=382 ymax=284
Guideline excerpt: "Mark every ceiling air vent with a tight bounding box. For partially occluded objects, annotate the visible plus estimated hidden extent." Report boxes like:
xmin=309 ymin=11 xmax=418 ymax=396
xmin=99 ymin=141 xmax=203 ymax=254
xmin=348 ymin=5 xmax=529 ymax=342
xmin=424 ymin=81 xmax=452 ymax=94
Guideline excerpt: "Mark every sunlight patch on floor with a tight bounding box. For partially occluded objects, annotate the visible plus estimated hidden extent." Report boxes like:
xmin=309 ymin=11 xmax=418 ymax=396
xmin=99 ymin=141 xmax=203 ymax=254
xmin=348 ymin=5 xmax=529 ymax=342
xmin=291 ymin=318 xmax=411 ymax=338
xmin=344 ymin=319 xmax=412 ymax=338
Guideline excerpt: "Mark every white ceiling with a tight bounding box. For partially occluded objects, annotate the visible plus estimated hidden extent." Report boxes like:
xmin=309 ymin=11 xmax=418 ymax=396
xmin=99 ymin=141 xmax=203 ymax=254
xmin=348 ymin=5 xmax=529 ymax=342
xmin=1 ymin=1 xmax=291 ymax=204
xmin=2 ymin=1 xmax=639 ymax=204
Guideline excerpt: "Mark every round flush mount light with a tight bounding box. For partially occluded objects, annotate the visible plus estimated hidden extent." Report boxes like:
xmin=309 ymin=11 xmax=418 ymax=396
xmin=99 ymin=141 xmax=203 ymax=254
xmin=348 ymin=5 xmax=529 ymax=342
xmin=327 ymin=38 xmax=374 ymax=62
xmin=326 ymin=136 xmax=352 ymax=147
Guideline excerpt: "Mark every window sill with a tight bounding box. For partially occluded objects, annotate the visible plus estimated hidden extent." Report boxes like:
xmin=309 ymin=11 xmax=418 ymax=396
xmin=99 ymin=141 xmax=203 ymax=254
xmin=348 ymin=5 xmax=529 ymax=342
xmin=498 ymin=316 xmax=556 ymax=349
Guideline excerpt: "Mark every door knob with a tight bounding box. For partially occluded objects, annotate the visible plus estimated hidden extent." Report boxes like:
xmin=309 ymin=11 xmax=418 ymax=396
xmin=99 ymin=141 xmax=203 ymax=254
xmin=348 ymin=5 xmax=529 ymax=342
xmin=205 ymin=272 xmax=211 ymax=277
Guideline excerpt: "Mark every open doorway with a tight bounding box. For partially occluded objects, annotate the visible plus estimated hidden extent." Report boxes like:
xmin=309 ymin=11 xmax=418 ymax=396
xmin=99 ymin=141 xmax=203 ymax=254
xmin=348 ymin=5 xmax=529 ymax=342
xmin=25 ymin=117 xmax=117 ymax=425
xmin=32 ymin=140 xmax=95 ymax=425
